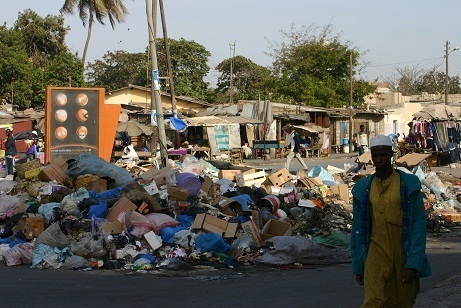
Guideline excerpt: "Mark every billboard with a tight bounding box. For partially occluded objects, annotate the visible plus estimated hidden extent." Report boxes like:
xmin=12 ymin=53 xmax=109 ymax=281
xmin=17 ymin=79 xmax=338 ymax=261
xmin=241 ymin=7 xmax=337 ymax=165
xmin=46 ymin=87 xmax=104 ymax=162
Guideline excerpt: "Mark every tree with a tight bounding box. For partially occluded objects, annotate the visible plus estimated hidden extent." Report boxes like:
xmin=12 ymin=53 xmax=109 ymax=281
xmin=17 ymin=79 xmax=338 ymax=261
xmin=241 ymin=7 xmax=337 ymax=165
xmin=267 ymin=24 xmax=375 ymax=107
xmin=215 ymin=55 xmax=272 ymax=103
xmin=86 ymin=38 xmax=211 ymax=99
xmin=382 ymin=65 xmax=423 ymax=96
xmin=155 ymin=38 xmax=211 ymax=100
xmin=14 ymin=9 xmax=69 ymax=68
xmin=0 ymin=11 xmax=84 ymax=109
xmin=60 ymin=0 xmax=129 ymax=65
xmin=414 ymin=67 xmax=461 ymax=95
xmin=86 ymin=50 xmax=148 ymax=91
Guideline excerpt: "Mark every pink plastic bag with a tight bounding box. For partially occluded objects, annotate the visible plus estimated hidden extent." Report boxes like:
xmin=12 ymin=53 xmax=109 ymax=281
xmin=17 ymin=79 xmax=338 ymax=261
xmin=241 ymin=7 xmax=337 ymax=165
xmin=121 ymin=210 xmax=155 ymax=238
xmin=146 ymin=213 xmax=180 ymax=234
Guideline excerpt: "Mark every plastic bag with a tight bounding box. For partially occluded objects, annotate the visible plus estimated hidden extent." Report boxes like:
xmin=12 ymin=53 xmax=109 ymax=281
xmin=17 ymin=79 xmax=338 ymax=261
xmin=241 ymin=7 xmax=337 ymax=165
xmin=3 ymin=242 xmax=34 ymax=266
xmin=66 ymin=153 xmax=135 ymax=188
xmin=121 ymin=210 xmax=155 ymax=238
xmin=145 ymin=213 xmax=180 ymax=234
xmin=160 ymin=225 xmax=188 ymax=244
xmin=87 ymin=202 xmax=108 ymax=219
xmin=308 ymin=166 xmax=339 ymax=186
xmin=62 ymin=255 xmax=89 ymax=270
xmin=423 ymin=172 xmax=448 ymax=201
xmin=256 ymin=236 xmax=350 ymax=265
xmin=70 ymin=233 xmax=106 ymax=259
xmin=0 ymin=195 xmax=20 ymax=217
xmin=34 ymin=222 xmax=71 ymax=250
xmin=181 ymin=156 xmax=202 ymax=175
xmin=195 ymin=232 xmax=230 ymax=253
xmin=174 ymin=229 xmax=190 ymax=248
xmin=37 ymin=202 xmax=61 ymax=224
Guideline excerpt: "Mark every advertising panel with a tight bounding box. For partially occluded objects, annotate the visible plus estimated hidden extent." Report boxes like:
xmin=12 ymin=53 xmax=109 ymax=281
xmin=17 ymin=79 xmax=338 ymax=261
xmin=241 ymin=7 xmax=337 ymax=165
xmin=46 ymin=87 xmax=104 ymax=162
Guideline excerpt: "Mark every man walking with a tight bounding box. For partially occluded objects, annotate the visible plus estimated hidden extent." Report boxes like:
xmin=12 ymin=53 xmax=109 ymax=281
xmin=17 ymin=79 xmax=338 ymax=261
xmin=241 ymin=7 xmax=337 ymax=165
xmin=357 ymin=125 xmax=368 ymax=155
xmin=284 ymin=125 xmax=308 ymax=171
xmin=351 ymin=135 xmax=431 ymax=307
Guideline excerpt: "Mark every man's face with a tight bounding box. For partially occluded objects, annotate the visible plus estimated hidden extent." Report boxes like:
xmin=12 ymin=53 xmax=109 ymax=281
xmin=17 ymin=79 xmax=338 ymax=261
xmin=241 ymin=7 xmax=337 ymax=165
xmin=371 ymin=146 xmax=393 ymax=169
xmin=360 ymin=126 xmax=364 ymax=132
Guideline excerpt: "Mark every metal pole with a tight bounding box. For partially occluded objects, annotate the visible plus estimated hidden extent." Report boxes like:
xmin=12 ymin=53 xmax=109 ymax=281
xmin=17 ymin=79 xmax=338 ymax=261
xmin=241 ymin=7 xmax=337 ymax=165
xmin=445 ymin=41 xmax=449 ymax=105
xmin=349 ymin=52 xmax=353 ymax=153
xmin=159 ymin=0 xmax=180 ymax=149
xmin=146 ymin=0 xmax=168 ymax=166
xmin=229 ymin=41 xmax=235 ymax=104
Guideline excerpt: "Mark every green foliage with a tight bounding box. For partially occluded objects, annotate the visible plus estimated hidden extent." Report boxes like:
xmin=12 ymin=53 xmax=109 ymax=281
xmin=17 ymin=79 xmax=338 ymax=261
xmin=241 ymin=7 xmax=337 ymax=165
xmin=267 ymin=24 xmax=374 ymax=107
xmin=414 ymin=68 xmax=461 ymax=95
xmin=0 ymin=11 xmax=84 ymax=110
xmin=60 ymin=0 xmax=129 ymax=64
xmin=156 ymin=38 xmax=211 ymax=100
xmin=215 ymin=55 xmax=273 ymax=103
xmin=14 ymin=9 xmax=69 ymax=67
xmin=86 ymin=50 xmax=148 ymax=91
xmin=86 ymin=38 xmax=211 ymax=98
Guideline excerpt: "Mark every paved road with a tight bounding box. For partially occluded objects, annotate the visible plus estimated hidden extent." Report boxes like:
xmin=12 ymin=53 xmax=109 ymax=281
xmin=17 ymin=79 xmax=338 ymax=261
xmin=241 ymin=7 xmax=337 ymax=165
xmin=0 ymin=154 xmax=460 ymax=307
xmin=0 ymin=230 xmax=460 ymax=308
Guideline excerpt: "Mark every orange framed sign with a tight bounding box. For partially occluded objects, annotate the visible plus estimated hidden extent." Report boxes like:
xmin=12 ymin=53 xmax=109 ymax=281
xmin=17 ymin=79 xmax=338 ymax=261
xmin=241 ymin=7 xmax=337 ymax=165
xmin=45 ymin=87 xmax=104 ymax=162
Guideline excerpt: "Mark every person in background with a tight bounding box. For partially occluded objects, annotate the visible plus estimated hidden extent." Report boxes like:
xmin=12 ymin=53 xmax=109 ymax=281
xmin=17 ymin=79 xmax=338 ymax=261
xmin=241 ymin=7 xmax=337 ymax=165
xmin=357 ymin=125 xmax=368 ymax=155
xmin=4 ymin=128 xmax=17 ymax=176
xmin=25 ymin=135 xmax=38 ymax=161
xmin=388 ymin=133 xmax=400 ymax=143
xmin=284 ymin=125 xmax=309 ymax=171
xmin=351 ymin=135 xmax=431 ymax=307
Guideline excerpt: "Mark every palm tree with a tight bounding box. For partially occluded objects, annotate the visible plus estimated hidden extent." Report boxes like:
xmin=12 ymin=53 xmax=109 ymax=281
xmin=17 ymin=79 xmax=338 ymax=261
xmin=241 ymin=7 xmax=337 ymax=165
xmin=60 ymin=0 xmax=129 ymax=65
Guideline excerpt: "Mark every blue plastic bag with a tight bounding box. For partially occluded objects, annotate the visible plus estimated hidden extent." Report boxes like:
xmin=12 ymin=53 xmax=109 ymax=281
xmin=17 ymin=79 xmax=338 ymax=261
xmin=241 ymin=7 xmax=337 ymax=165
xmin=308 ymin=166 xmax=339 ymax=186
xmin=87 ymin=202 xmax=108 ymax=219
xmin=195 ymin=232 xmax=230 ymax=253
xmin=160 ymin=225 xmax=188 ymax=244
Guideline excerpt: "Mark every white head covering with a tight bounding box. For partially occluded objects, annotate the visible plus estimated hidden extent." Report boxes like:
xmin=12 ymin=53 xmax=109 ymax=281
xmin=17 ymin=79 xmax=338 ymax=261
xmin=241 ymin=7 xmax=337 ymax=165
xmin=370 ymin=135 xmax=393 ymax=148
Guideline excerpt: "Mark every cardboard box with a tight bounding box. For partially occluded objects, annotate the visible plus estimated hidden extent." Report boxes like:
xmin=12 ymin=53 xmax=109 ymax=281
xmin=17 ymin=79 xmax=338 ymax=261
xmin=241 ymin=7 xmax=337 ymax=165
xmin=191 ymin=213 xmax=238 ymax=238
xmin=241 ymin=219 xmax=263 ymax=246
xmin=38 ymin=156 xmax=68 ymax=183
xmin=201 ymin=176 xmax=213 ymax=194
xmin=142 ymin=181 xmax=159 ymax=195
xmin=106 ymin=196 xmax=137 ymax=222
xmin=140 ymin=167 xmax=178 ymax=187
xmin=330 ymin=184 xmax=350 ymax=202
xmin=168 ymin=186 xmax=190 ymax=201
xmin=213 ymin=196 xmax=242 ymax=216
xmin=260 ymin=219 xmax=292 ymax=242
xmin=235 ymin=170 xmax=266 ymax=187
xmin=268 ymin=168 xmax=292 ymax=186
xmin=12 ymin=214 xmax=45 ymax=240
xmin=100 ymin=221 xmax=123 ymax=234
xmin=218 ymin=170 xmax=242 ymax=181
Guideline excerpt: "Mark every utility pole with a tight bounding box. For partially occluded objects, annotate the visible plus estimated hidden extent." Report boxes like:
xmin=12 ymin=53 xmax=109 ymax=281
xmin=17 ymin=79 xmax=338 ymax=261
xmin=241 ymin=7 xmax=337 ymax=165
xmin=159 ymin=0 xmax=180 ymax=148
xmin=446 ymin=41 xmax=449 ymax=105
xmin=445 ymin=40 xmax=460 ymax=105
xmin=349 ymin=52 xmax=354 ymax=153
xmin=146 ymin=0 xmax=168 ymax=166
xmin=229 ymin=41 xmax=235 ymax=104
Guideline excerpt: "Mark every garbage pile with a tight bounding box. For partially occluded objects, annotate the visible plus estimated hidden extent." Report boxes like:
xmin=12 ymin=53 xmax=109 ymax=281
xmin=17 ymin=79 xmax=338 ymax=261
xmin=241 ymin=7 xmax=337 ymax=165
xmin=0 ymin=154 xmax=458 ymax=273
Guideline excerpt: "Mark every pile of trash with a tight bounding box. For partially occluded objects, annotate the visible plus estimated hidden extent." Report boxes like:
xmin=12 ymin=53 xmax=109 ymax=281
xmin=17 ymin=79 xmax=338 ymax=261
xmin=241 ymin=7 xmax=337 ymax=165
xmin=0 ymin=154 xmax=458 ymax=273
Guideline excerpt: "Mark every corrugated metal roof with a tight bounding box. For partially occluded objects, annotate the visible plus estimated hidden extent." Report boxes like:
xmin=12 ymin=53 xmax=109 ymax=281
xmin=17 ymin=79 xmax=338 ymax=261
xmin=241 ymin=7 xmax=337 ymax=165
xmin=218 ymin=116 xmax=264 ymax=124
xmin=184 ymin=116 xmax=233 ymax=126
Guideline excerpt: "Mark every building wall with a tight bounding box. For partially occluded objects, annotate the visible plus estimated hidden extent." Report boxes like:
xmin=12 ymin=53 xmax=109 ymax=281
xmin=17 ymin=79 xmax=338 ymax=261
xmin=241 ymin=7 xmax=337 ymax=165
xmin=105 ymin=88 xmax=208 ymax=112
xmin=382 ymin=102 xmax=424 ymax=137
xmin=331 ymin=115 xmax=385 ymax=146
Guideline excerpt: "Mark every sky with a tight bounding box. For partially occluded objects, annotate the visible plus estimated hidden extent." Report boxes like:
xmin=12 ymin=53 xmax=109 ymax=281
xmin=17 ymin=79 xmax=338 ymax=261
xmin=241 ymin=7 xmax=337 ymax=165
xmin=3 ymin=0 xmax=461 ymax=87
